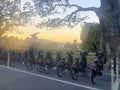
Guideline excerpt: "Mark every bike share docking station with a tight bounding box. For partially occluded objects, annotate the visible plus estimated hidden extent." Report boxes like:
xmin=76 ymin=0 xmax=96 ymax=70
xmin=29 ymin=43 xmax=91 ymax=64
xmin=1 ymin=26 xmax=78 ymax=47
xmin=111 ymin=58 xmax=119 ymax=90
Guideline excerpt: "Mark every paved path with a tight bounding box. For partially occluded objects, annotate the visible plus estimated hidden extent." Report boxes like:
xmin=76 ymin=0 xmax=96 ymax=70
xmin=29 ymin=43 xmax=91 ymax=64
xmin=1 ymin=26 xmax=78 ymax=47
xmin=0 ymin=65 xmax=112 ymax=90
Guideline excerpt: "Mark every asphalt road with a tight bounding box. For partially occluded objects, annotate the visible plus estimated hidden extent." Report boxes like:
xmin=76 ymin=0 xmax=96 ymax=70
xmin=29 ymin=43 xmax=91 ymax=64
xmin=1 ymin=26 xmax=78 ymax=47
xmin=0 ymin=64 xmax=116 ymax=90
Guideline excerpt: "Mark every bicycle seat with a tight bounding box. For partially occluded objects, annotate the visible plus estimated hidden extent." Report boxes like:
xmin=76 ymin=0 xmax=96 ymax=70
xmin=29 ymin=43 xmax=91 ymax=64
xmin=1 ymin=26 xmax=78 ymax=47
xmin=75 ymin=58 xmax=79 ymax=60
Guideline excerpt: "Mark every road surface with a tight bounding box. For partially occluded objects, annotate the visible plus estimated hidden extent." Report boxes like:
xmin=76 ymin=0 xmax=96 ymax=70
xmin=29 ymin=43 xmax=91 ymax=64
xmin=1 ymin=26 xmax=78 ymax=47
xmin=0 ymin=65 xmax=114 ymax=90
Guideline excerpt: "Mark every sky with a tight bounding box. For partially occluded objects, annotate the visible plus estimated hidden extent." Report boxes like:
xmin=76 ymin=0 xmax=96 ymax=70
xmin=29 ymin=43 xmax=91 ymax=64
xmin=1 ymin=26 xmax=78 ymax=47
xmin=8 ymin=0 xmax=100 ymax=43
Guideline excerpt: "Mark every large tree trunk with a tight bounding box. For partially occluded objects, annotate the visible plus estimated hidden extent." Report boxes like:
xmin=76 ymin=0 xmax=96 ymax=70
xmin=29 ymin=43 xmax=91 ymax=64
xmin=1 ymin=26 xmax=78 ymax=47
xmin=98 ymin=0 xmax=120 ymax=60
xmin=96 ymin=0 xmax=120 ymax=72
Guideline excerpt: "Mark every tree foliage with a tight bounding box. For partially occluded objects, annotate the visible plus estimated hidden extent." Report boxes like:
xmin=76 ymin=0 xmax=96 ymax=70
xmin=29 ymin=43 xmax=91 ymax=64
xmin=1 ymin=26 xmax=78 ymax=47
xmin=80 ymin=23 xmax=100 ymax=52
xmin=0 ymin=0 xmax=34 ymax=38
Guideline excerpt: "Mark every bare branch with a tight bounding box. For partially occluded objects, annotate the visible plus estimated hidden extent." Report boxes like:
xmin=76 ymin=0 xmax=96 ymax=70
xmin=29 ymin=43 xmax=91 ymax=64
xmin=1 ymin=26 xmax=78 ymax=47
xmin=35 ymin=1 xmax=100 ymax=28
xmin=55 ymin=4 xmax=80 ymax=8
xmin=55 ymin=4 xmax=99 ymax=13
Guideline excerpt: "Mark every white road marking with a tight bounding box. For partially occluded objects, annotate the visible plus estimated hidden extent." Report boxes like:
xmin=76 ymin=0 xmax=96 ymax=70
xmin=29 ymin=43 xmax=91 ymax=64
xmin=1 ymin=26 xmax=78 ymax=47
xmin=0 ymin=65 xmax=101 ymax=90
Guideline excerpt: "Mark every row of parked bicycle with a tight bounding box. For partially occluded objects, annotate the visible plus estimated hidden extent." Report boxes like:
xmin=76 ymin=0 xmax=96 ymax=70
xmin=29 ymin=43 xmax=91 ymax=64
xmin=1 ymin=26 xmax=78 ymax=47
xmin=23 ymin=50 xmax=106 ymax=84
xmin=0 ymin=48 xmax=106 ymax=84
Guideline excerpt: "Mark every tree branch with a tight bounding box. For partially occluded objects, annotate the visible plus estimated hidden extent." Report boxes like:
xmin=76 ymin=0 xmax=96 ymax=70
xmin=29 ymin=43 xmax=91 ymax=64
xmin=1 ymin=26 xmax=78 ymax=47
xmin=55 ymin=4 xmax=99 ymax=14
xmin=36 ymin=3 xmax=100 ymax=28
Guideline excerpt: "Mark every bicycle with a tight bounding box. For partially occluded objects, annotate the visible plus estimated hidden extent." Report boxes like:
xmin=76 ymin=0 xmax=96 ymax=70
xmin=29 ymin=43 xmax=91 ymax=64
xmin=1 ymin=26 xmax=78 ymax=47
xmin=90 ymin=60 xmax=98 ymax=84
xmin=24 ymin=50 xmax=36 ymax=70
xmin=71 ymin=57 xmax=80 ymax=80
xmin=25 ymin=56 xmax=35 ymax=70
xmin=43 ymin=52 xmax=54 ymax=74
xmin=56 ymin=57 xmax=66 ymax=77
xmin=56 ymin=53 xmax=73 ymax=77
xmin=90 ymin=52 xmax=105 ymax=84
xmin=71 ymin=52 xmax=88 ymax=80
xmin=36 ymin=51 xmax=45 ymax=73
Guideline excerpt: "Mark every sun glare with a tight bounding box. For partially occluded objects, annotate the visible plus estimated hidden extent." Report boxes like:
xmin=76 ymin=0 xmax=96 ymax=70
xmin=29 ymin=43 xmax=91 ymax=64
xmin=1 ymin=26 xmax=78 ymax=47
xmin=7 ymin=25 xmax=81 ymax=43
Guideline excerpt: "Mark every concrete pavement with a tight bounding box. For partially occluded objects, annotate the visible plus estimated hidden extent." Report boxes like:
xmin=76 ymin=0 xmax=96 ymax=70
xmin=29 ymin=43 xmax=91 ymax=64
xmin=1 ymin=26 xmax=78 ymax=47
xmin=0 ymin=65 xmax=111 ymax=90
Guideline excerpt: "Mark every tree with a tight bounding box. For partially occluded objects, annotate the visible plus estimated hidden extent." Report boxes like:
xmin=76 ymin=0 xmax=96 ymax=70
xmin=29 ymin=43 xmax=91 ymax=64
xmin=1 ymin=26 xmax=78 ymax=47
xmin=0 ymin=0 xmax=20 ymax=37
xmin=80 ymin=23 xmax=100 ymax=52
xmin=0 ymin=0 xmax=35 ymax=49
xmin=32 ymin=0 xmax=120 ymax=60
xmin=0 ymin=0 xmax=34 ymax=37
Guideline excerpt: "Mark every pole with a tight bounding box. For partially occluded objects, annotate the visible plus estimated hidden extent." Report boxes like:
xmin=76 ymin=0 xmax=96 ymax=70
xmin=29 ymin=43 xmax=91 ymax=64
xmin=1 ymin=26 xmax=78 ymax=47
xmin=116 ymin=58 xmax=118 ymax=82
xmin=7 ymin=51 xmax=10 ymax=67
xmin=111 ymin=60 xmax=114 ymax=90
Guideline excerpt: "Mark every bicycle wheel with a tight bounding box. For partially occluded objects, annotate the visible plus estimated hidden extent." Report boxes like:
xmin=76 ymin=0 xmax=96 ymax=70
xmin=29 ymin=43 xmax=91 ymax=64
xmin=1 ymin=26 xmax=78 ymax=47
xmin=57 ymin=65 xmax=64 ymax=77
xmin=36 ymin=63 xmax=43 ymax=73
xmin=91 ymin=74 xmax=96 ymax=84
xmin=44 ymin=61 xmax=52 ymax=74
xmin=71 ymin=68 xmax=79 ymax=80
xmin=25 ymin=59 xmax=35 ymax=70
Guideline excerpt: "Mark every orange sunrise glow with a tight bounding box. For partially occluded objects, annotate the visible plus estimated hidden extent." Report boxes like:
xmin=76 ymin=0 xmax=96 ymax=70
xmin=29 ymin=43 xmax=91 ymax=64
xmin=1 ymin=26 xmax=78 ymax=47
xmin=7 ymin=25 xmax=81 ymax=43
